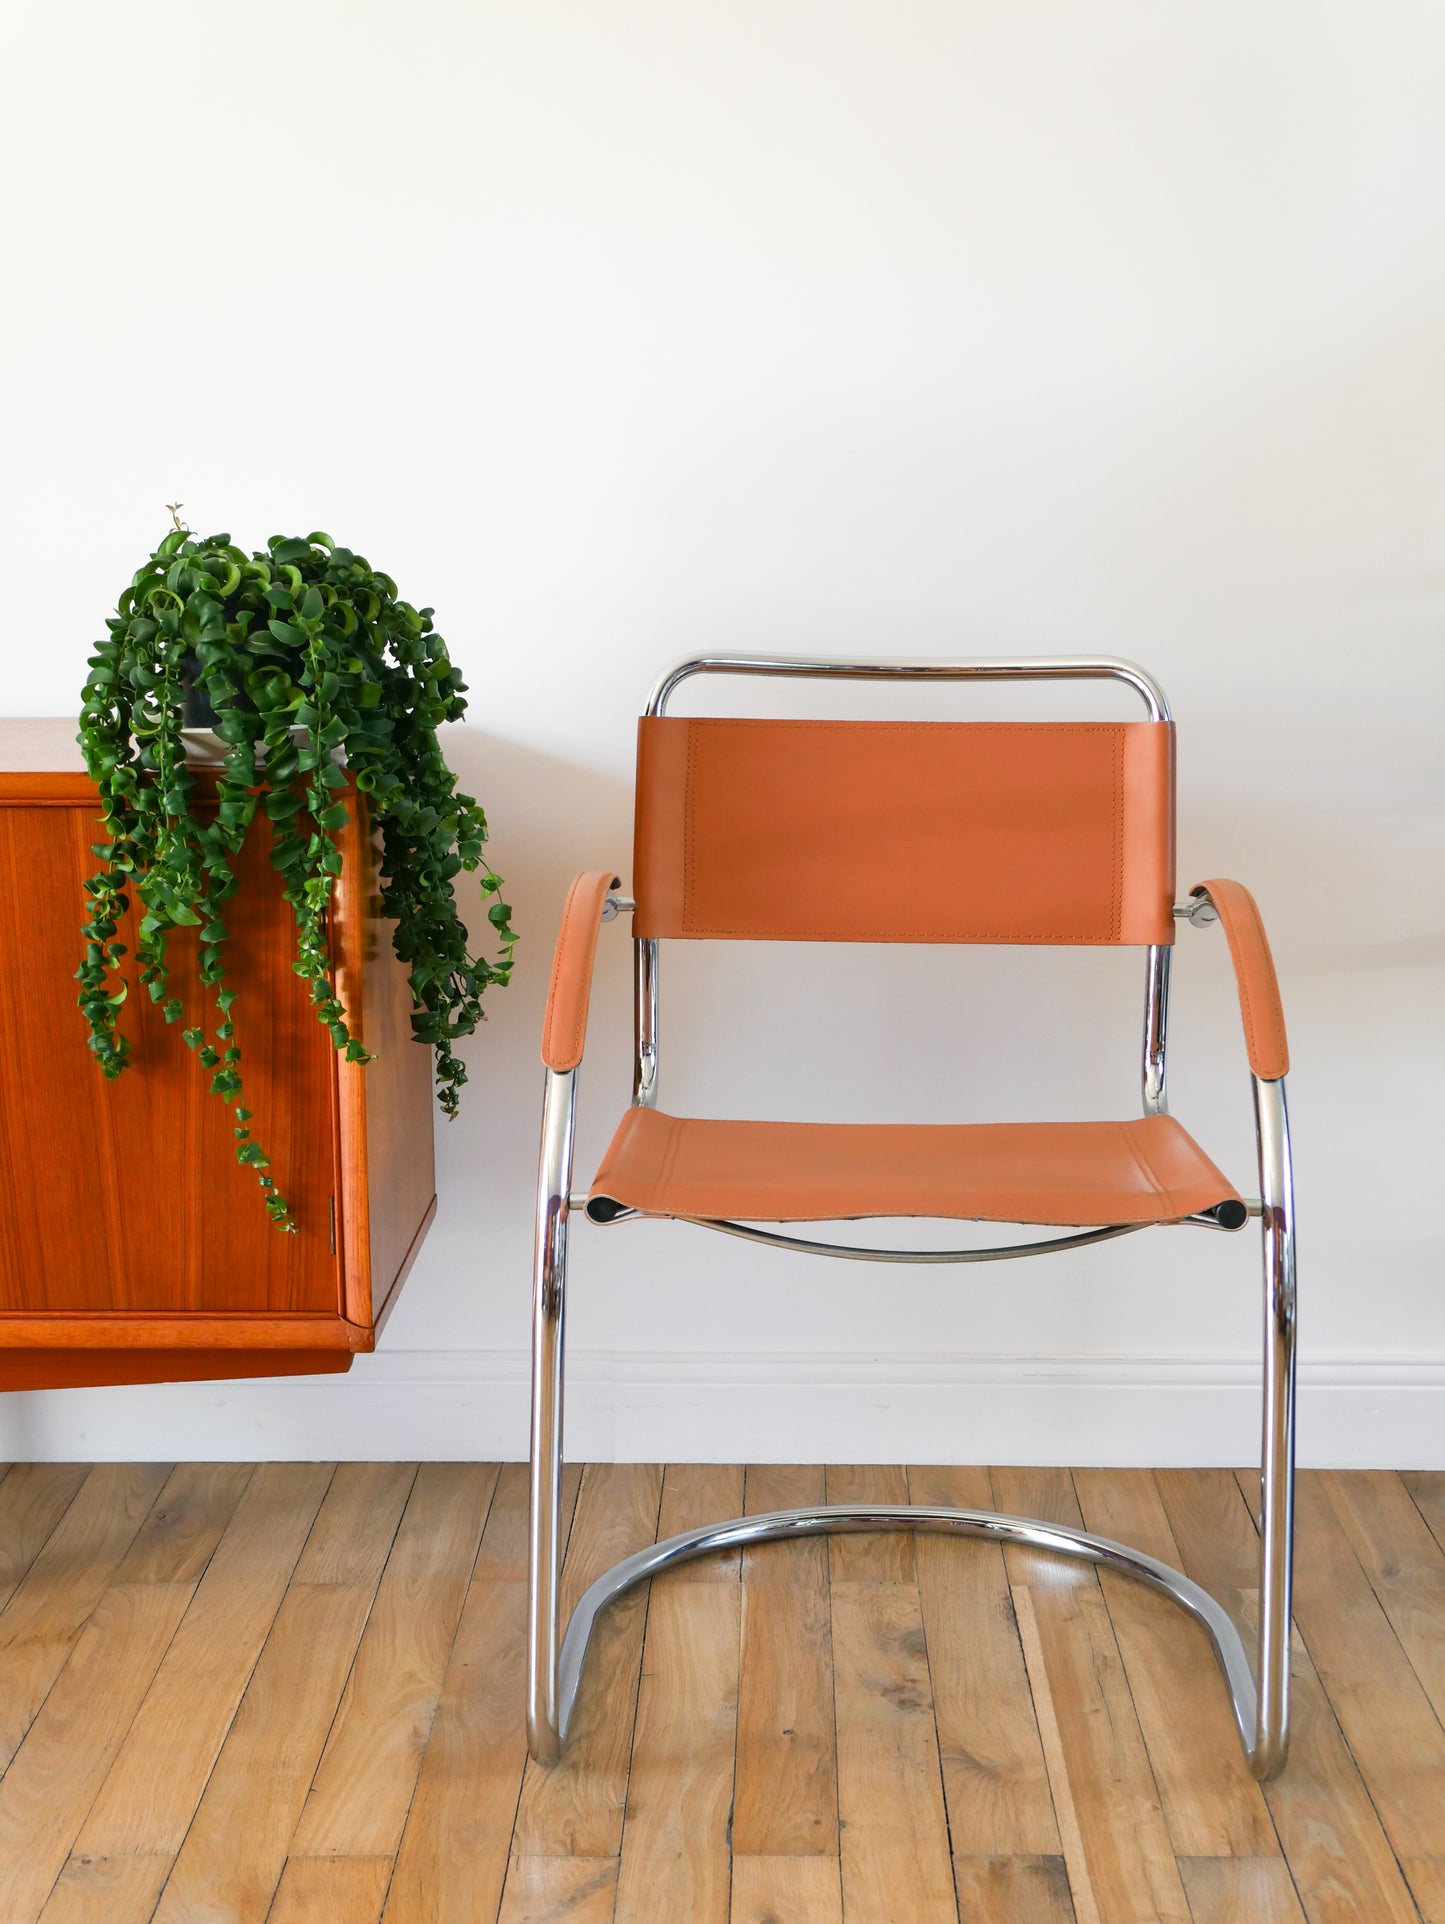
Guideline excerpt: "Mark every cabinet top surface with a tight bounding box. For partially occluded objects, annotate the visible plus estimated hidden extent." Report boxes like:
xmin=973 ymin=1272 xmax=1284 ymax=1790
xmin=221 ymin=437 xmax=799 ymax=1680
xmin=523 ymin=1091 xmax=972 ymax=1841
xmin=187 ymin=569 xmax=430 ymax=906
xmin=0 ymin=719 xmax=87 ymax=773
xmin=0 ymin=720 xmax=226 ymax=798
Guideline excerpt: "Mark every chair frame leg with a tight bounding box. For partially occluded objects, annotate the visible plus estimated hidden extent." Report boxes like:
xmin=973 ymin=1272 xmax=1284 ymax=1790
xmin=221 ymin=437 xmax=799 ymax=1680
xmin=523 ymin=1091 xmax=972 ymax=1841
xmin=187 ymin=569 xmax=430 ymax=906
xmin=527 ymin=1066 xmax=576 ymax=1764
xmin=1252 ymin=1072 xmax=1297 ymax=1777
xmin=525 ymin=1071 xmax=1298 ymax=1780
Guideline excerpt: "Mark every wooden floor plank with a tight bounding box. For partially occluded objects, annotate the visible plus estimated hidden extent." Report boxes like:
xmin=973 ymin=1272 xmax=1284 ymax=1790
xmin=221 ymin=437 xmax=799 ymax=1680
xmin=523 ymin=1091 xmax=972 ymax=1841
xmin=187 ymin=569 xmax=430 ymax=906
xmin=0 ymin=1464 xmax=172 ymax=1769
xmin=510 ymin=1463 xmax=664 ymax=1858
xmin=0 ymin=1583 xmax=193 ymax=1924
xmin=472 ymin=1462 xmax=583 ymax=1586
xmin=656 ymin=1464 xmax=744 ymax=1578
xmin=76 ymin=1461 xmax=336 ymax=1857
xmin=150 ymin=1465 xmax=412 ymax=1924
xmin=613 ymin=1579 xmax=739 ymax=1924
xmin=382 ymin=1456 xmax=585 ymax=1922
xmin=1157 ymin=1468 xmax=1424 ymax=1924
xmin=734 ymin=1464 xmax=837 ymax=1858
xmin=730 ymin=1855 xmax=842 ymax=1924
xmin=824 ymin=1465 xmax=914 ymax=1584
xmin=1402 ymin=1858 xmax=1445 ymax=1924
xmin=499 ymin=1855 xmax=619 ymax=1923
xmin=268 ymin=1855 xmax=393 ymax=1924
xmin=0 ymin=1465 xmax=91 ymax=1615
xmin=1323 ymin=1470 xmax=1445 ymax=1730
xmin=151 ymin=1577 xmax=383 ymax=1924
xmin=1072 ymin=1467 xmax=1276 ymax=1858
xmin=1402 ymin=1473 xmax=1445 ymax=1558
xmin=35 ymin=1854 xmax=173 ymax=1924
xmin=290 ymin=1462 xmax=418 ymax=1585
xmin=6 ymin=1458 xmax=1445 ymax=1924
xmin=293 ymin=1463 xmax=498 ymax=1860
xmin=1177 ymin=1855 xmax=1308 ymax=1924
xmin=907 ymin=1464 xmax=1058 ymax=1857
xmin=382 ymin=1577 xmax=529 ymax=1924
xmin=832 ymin=1579 xmax=956 ymax=1924
xmin=994 ymin=1467 xmax=1189 ymax=1924
xmin=111 ymin=1462 xmax=254 ymax=1585
xmin=950 ymin=1854 xmax=1076 ymax=1924
xmin=1258 ymin=1469 xmax=1445 ymax=1861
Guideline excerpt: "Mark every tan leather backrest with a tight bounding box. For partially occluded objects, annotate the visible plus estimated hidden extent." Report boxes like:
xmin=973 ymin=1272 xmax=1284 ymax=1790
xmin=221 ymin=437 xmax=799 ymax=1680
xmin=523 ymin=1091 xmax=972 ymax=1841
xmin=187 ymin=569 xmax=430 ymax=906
xmin=633 ymin=716 xmax=1176 ymax=945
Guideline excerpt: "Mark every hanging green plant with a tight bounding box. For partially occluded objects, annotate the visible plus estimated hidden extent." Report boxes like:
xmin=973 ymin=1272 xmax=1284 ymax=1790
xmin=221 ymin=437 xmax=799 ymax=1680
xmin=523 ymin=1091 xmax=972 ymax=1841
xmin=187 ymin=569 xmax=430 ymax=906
xmin=76 ymin=522 xmax=516 ymax=1230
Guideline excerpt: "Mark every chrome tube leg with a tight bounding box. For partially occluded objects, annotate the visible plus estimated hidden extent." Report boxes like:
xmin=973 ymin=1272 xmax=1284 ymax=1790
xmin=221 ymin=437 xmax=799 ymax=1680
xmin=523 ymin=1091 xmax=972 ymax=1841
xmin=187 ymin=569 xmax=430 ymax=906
xmin=1251 ymin=1074 xmax=1296 ymax=1780
xmin=528 ymin=1067 xmax=578 ymax=1764
xmin=1142 ymin=943 xmax=1171 ymax=1114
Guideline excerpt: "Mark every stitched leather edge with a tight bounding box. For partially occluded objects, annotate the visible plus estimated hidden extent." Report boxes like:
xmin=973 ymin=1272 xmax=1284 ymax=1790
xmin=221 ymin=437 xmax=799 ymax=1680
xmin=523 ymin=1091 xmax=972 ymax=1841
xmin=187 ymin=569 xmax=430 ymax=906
xmin=540 ymin=870 xmax=621 ymax=1072
xmin=1192 ymin=879 xmax=1289 ymax=1080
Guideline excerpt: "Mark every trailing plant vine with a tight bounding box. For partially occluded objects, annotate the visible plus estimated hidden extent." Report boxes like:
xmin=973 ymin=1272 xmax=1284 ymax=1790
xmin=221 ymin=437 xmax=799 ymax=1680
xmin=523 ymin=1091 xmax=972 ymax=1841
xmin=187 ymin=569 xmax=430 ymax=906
xmin=77 ymin=525 xmax=516 ymax=1229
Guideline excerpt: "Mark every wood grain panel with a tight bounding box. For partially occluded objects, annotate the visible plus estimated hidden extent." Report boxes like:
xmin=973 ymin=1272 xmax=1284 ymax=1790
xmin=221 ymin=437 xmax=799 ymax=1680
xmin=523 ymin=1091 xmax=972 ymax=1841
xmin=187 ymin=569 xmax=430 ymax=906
xmin=0 ymin=803 xmax=340 ymax=1318
xmin=269 ymin=1856 xmax=393 ymax=1924
xmin=1264 ymin=1469 xmax=1445 ymax=1860
xmin=36 ymin=1855 xmax=173 ymax=1924
xmin=499 ymin=1856 xmax=619 ymax=1923
xmin=331 ymin=798 xmax=437 ymax=1335
xmin=1176 ymin=1855 xmax=1307 ymax=1924
xmin=0 ymin=1463 xmax=90 ymax=1612
xmin=831 ymin=1580 xmax=956 ymax=1924
xmin=994 ymin=1467 xmax=1189 ymax=1924
xmin=0 ymin=1583 xmax=193 ymax=1924
xmin=0 ymin=724 xmax=440 ymax=1385
xmin=383 ymin=1578 xmax=530 ymax=1924
xmin=293 ymin=1463 xmax=495 ymax=1858
xmin=1072 ymin=1467 xmax=1275 ymax=1858
xmin=656 ymin=1463 xmax=745 ymax=1577
xmin=77 ymin=1461 xmax=336 ymax=1856
xmin=1324 ymin=1469 xmax=1445 ymax=1728
xmin=730 ymin=1856 xmax=842 ymax=1924
xmin=613 ymin=1579 xmax=739 ymax=1924
xmin=1157 ymin=1469 xmax=1423 ymax=1924
xmin=950 ymin=1855 xmax=1077 ymax=1924
xmin=511 ymin=1464 xmax=664 ymax=1858
xmin=152 ymin=1578 xmax=379 ymax=1924
xmin=908 ymin=1464 xmax=1058 ymax=1856
xmin=9 ymin=1460 xmax=1445 ymax=1922
xmin=734 ymin=1465 xmax=837 ymax=1858
xmin=0 ymin=1463 xmax=171 ymax=1769
xmin=824 ymin=1464 xmax=914 ymax=1583
xmin=379 ymin=1452 xmax=543 ymax=1921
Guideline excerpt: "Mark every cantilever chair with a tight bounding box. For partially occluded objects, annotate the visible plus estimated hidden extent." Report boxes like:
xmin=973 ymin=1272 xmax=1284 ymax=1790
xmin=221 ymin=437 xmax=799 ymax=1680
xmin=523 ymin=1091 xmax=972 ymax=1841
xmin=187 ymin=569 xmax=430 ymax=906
xmin=528 ymin=654 xmax=1296 ymax=1779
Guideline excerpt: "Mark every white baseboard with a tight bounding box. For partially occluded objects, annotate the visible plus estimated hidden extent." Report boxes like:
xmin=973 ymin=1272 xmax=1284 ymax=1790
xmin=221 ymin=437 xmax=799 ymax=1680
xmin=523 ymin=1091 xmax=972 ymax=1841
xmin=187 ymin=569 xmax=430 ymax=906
xmin=1 ymin=1348 xmax=1442 ymax=1468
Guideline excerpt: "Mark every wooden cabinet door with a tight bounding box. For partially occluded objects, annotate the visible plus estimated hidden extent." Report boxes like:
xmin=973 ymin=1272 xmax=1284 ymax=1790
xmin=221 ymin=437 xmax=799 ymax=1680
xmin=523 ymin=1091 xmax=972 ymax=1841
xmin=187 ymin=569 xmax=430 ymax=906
xmin=0 ymin=800 xmax=344 ymax=1321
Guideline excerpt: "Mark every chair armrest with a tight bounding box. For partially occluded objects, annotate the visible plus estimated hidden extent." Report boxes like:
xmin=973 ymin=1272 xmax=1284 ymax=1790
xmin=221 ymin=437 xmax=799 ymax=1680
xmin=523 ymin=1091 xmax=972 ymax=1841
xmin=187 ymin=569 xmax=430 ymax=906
xmin=1189 ymin=879 xmax=1290 ymax=1080
xmin=541 ymin=871 xmax=623 ymax=1072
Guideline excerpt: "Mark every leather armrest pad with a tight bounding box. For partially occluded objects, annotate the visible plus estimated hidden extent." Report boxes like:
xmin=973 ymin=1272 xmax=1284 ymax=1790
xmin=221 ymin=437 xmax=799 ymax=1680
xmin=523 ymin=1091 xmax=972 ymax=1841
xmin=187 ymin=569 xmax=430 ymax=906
xmin=1192 ymin=878 xmax=1289 ymax=1080
xmin=541 ymin=871 xmax=622 ymax=1071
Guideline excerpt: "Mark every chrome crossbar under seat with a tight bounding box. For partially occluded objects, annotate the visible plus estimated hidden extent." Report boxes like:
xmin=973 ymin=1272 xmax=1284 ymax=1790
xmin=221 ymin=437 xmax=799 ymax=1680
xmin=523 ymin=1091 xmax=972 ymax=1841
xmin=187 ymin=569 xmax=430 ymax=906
xmin=527 ymin=657 xmax=1297 ymax=1784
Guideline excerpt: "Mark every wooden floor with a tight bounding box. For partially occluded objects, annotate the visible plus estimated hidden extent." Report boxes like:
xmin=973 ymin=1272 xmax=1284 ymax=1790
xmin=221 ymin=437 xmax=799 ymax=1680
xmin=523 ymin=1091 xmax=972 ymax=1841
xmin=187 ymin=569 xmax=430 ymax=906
xmin=0 ymin=1465 xmax=1443 ymax=1922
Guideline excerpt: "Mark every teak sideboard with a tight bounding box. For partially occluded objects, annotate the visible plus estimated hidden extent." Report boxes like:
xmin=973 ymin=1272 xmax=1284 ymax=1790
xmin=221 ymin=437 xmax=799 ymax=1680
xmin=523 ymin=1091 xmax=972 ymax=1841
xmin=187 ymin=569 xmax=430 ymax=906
xmin=0 ymin=720 xmax=436 ymax=1390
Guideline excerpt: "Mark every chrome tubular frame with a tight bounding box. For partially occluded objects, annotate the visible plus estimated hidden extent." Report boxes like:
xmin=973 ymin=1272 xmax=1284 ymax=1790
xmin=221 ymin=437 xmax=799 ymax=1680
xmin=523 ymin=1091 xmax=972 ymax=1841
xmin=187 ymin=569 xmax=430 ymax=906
xmin=527 ymin=1065 xmax=577 ymax=1762
xmin=552 ymin=1506 xmax=1260 ymax=1760
xmin=646 ymin=652 xmax=1173 ymax=722
xmin=527 ymin=657 xmax=1297 ymax=1780
xmin=682 ymin=1215 xmax=1149 ymax=1262
xmin=1251 ymin=1065 xmax=1297 ymax=1771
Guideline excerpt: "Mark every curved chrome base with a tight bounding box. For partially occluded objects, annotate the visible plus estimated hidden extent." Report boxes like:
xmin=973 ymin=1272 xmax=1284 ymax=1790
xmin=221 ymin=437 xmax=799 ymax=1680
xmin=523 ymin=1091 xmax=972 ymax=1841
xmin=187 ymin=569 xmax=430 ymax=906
xmin=554 ymin=1502 xmax=1271 ymax=1770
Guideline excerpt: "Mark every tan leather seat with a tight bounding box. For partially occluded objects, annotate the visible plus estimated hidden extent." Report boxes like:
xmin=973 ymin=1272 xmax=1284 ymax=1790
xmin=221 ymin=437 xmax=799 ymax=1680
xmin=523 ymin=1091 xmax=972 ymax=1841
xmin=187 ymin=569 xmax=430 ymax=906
xmin=586 ymin=1106 xmax=1241 ymax=1228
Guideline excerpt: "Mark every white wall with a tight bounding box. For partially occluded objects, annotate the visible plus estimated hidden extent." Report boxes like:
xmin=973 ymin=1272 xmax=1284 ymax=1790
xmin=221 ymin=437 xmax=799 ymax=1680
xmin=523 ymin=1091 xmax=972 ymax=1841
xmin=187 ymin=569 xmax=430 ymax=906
xmin=1 ymin=1 xmax=1441 ymax=1465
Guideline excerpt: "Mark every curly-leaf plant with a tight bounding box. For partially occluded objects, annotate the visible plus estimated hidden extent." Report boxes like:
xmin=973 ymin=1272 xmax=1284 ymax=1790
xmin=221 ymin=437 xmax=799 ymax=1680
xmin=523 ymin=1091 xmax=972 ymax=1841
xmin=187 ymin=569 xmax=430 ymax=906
xmin=77 ymin=526 xmax=516 ymax=1230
